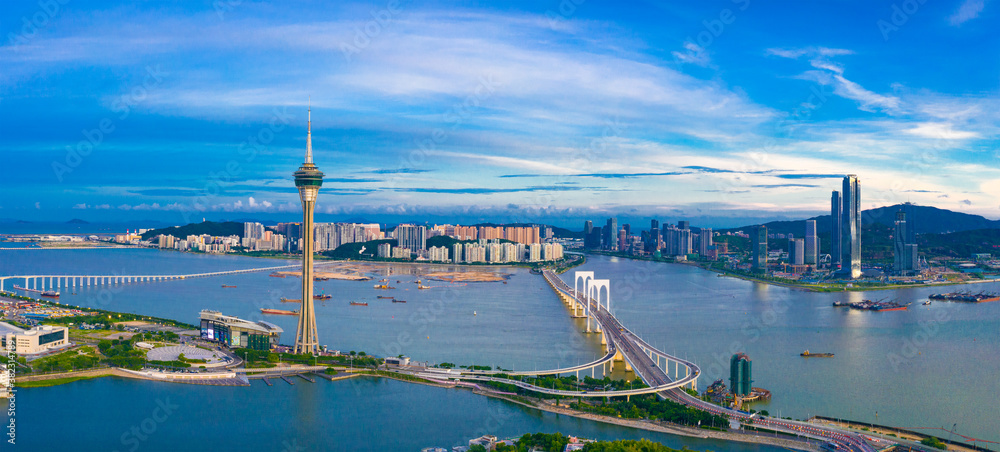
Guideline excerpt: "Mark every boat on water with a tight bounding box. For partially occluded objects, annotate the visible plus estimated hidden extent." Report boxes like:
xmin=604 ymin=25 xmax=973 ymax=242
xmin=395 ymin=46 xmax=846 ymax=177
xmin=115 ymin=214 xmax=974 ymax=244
xmin=801 ymin=350 xmax=834 ymax=358
xmin=221 ymin=285 xmax=237 ymax=288
xmin=12 ymin=285 xmax=41 ymax=294
xmin=41 ymin=291 xmax=60 ymax=299
xmin=377 ymin=296 xmax=394 ymax=299
xmin=314 ymin=294 xmax=332 ymax=300
xmin=850 ymin=299 xmax=909 ymax=312
xmin=280 ymin=298 xmax=301 ymax=303
xmin=350 ymin=302 xmax=368 ymax=306
xmin=379 ymin=278 xmax=388 ymax=282
xmin=832 ymin=301 xmax=849 ymax=307
xmin=417 ymin=284 xmax=431 ymax=290
xmin=374 ymin=284 xmax=396 ymax=289
xmin=392 ymin=299 xmax=406 ymax=303
xmin=473 ymin=311 xmax=477 ymax=316
xmin=928 ymin=291 xmax=1000 ymax=303
xmin=923 ymin=300 xmax=932 ymax=306
xmin=261 ymin=308 xmax=298 ymax=316
xmin=268 ymin=272 xmax=286 ymax=278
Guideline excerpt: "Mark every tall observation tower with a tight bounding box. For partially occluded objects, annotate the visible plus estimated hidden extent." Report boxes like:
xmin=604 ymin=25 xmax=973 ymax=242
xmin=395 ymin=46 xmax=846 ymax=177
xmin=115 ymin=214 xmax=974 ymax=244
xmin=293 ymin=105 xmax=323 ymax=354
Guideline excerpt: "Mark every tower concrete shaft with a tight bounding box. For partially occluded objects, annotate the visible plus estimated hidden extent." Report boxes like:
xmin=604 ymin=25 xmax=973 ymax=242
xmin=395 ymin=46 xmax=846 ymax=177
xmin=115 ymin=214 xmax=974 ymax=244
xmin=293 ymin=105 xmax=323 ymax=354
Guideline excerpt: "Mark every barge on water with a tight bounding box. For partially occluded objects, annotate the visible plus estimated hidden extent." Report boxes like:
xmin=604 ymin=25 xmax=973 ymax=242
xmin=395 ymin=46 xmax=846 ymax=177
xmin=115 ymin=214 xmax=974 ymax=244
xmin=928 ymin=291 xmax=1000 ymax=303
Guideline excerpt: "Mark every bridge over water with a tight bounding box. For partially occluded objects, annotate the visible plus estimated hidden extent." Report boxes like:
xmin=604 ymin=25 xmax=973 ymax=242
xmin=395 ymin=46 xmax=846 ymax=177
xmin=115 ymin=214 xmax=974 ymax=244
xmin=0 ymin=265 xmax=299 ymax=294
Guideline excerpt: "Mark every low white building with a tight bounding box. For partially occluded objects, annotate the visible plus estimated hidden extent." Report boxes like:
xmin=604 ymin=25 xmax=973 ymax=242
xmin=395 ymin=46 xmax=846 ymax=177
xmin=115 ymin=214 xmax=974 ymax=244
xmin=1 ymin=323 xmax=70 ymax=355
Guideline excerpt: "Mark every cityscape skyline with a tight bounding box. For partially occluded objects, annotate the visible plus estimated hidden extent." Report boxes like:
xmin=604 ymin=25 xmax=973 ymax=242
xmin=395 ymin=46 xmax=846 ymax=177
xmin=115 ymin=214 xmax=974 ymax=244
xmin=3 ymin=1 xmax=1000 ymax=224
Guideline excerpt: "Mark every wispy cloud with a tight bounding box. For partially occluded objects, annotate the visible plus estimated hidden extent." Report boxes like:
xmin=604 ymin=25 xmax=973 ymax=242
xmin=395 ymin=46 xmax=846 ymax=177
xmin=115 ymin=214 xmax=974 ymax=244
xmin=949 ymin=0 xmax=987 ymax=25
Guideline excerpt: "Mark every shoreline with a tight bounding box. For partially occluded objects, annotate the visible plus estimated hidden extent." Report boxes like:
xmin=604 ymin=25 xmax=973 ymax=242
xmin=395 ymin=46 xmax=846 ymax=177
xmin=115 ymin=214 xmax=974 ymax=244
xmin=11 ymin=367 xmax=816 ymax=451
xmin=587 ymin=250 xmax=999 ymax=293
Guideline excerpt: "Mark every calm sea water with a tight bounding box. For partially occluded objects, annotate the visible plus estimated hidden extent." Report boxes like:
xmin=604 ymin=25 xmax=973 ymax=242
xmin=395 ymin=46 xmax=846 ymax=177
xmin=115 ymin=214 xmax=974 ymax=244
xmin=16 ymin=377 xmax=781 ymax=452
xmin=3 ymin=246 xmax=998 ymax=447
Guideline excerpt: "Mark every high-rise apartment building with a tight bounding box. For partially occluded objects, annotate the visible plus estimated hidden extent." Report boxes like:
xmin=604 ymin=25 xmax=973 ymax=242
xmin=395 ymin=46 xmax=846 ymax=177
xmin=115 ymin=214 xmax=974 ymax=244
xmin=604 ymin=218 xmax=618 ymax=251
xmin=804 ymin=220 xmax=818 ymax=265
xmin=699 ymin=228 xmax=713 ymax=256
xmin=752 ymin=226 xmax=767 ymax=273
xmin=894 ymin=210 xmax=919 ymax=275
xmin=729 ymin=353 xmax=753 ymax=397
xmin=395 ymin=224 xmax=427 ymax=251
xmin=840 ymin=175 xmax=861 ymax=278
xmin=830 ymin=191 xmax=842 ymax=267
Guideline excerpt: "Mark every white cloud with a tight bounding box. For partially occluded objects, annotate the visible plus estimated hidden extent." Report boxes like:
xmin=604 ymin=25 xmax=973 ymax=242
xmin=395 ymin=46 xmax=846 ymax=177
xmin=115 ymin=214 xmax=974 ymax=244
xmin=949 ymin=0 xmax=987 ymax=25
xmin=672 ymin=42 xmax=711 ymax=67
xmin=904 ymin=122 xmax=980 ymax=139
xmin=72 ymin=203 xmax=88 ymax=209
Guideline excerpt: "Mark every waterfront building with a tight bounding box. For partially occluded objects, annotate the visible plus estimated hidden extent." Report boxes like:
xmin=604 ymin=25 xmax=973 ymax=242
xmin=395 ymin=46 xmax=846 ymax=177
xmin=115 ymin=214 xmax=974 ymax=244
xmin=199 ymin=310 xmax=282 ymax=350
xmin=804 ymin=220 xmax=818 ymax=265
xmin=585 ymin=225 xmax=602 ymax=250
xmin=0 ymin=322 xmax=69 ymax=355
xmin=790 ymin=238 xmax=805 ymax=266
xmin=451 ymin=243 xmax=463 ymax=263
xmin=529 ymin=243 xmax=541 ymax=262
xmin=649 ymin=219 xmax=661 ymax=252
xmin=463 ymin=243 xmax=486 ymax=263
xmin=729 ymin=353 xmax=752 ymax=397
xmin=830 ymin=191 xmax=842 ymax=268
xmin=428 ymin=246 xmax=449 ymax=262
xmin=391 ymin=247 xmax=412 ymax=259
xmin=396 ymin=224 xmax=427 ymax=251
xmin=604 ymin=218 xmax=617 ymax=251
xmin=752 ymin=226 xmax=767 ymax=273
xmin=243 ymin=222 xmax=265 ymax=241
xmin=698 ymin=228 xmax=713 ymax=256
xmin=377 ymin=242 xmax=391 ymax=258
xmin=292 ymin=105 xmax=323 ymax=355
xmin=839 ymin=175 xmax=862 ymax=278
xmin=894 ymin=211 xmax=919 ymax=275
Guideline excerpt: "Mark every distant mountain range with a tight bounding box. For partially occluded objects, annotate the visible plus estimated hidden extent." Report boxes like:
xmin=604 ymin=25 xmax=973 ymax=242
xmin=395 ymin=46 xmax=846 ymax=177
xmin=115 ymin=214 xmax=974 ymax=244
xmin=725 ymin=204 xmax=1000 ymax=236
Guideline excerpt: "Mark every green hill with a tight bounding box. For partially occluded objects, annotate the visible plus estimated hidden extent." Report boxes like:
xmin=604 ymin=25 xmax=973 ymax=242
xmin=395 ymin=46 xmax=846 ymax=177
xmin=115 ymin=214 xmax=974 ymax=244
xmin=140 ymin=221 xmax=244 ymax=241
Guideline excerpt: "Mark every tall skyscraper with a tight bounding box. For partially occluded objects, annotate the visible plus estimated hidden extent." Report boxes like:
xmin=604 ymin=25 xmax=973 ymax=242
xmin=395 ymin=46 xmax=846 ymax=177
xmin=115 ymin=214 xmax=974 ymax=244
xmin=648 ymin=220 xmax=660 ymax=251
xmin=840 ymin=175 xmax=862 ymax=279
xmin=830 ymin=191 xmax=842 ymax=268
xmin=584 ymin=220 xmax=593 ymax=236
xmin=790 ymin=238 xmax=805 ymax=265
xmin=604 ymin=218 xmax=617 ymax=251
xmin=752 ymin=226 xmax=767 ymax=273
xmin=729 ymin=353 xmax=753 ymax=397
xmin=804 ymin=220 xmax=818 ymax=265
xmin=677 ymin=220 xmax=689 ymax=230
xmin=894 ymin=210 xmax=918 ymax=275
xmin=699 ymin=228 xmax=713 ymax=256
xmin=293 ymin=106 xmax=323 ymax=355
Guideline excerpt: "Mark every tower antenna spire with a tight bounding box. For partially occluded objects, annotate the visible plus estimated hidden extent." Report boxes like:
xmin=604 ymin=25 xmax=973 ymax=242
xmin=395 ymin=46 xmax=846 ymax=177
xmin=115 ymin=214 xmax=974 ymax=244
xmin=305 ymin=98 xmax=313 ymax=164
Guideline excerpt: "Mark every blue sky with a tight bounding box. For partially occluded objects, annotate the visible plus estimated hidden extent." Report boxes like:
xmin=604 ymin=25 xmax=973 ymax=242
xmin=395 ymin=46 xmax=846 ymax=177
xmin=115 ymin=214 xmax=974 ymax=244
xmin=1 ymin=0 xmax=999 ymax=227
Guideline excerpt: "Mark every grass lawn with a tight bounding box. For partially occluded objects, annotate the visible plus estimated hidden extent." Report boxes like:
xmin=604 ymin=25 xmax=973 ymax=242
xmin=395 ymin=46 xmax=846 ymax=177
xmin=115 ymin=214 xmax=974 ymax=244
xmin=17 ymin=373 xmax=109 ymax=388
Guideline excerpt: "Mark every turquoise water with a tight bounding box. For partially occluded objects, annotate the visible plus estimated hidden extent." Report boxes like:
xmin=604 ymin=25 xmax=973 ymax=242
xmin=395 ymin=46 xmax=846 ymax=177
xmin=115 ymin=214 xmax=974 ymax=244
xmin=16 ymin=376 xmax=783 ymax=452
xmin=560 ymin=256 xmax=1000 ymax=443
xmin=3 ymin=247 xmax=998 ymax=446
